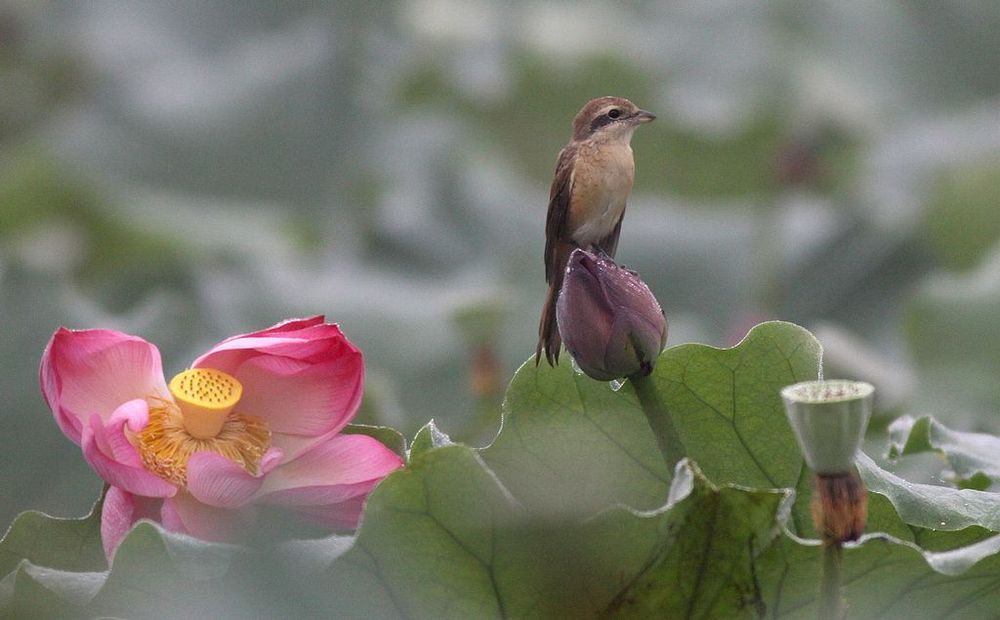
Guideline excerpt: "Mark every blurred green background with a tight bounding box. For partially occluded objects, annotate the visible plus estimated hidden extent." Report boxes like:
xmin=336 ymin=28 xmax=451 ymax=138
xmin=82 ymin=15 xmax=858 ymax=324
xmin=2 ymin=1 xmax=999 ymax=528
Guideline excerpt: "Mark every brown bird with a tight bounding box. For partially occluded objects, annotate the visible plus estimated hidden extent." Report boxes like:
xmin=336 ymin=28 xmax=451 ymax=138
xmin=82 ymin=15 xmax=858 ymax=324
xmin=536 ymin=96 xmax=656 ymax=366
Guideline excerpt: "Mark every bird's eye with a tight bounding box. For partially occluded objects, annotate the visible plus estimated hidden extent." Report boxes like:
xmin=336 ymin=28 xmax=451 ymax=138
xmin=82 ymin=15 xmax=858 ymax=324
xmin=607 ymin=108 xmax=622 ymax=119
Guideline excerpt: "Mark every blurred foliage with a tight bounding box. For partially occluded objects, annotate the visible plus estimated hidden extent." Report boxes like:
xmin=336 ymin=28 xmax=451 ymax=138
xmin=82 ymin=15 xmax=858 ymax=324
xmin=0 ymin=155 xmax=190 ymax=307
xmin=922 ymin=160 xmax=1000 ymax=271
xmin=2 ymin=0 xmax=1000 ymax=548
xmin=399 ymin=51 xmax=860 ymax=199
xmin=905 ymin=249 xmax=1000 ymax=432
xmin=398 ymin=53 xmax=654 ymax=184
xmin=0 ymin=7 xmax=84 ymax=144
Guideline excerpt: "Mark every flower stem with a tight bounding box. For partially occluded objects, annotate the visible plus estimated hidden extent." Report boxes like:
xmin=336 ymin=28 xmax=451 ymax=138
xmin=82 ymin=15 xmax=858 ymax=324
xmin=629 ymin=373 xmax=685 ymax=474
xmin=818 ymin=540 xmax=846 ymax=620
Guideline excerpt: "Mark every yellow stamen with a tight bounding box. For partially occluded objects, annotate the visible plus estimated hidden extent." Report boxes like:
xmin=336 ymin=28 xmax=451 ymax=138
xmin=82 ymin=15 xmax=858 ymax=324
xmin=138 ymin=368 xmax=269 ymax=487
xmin=137 ymin=396 xmax=271 ymax=487
xmin=169 ymin=368 xmax=243 ymax=439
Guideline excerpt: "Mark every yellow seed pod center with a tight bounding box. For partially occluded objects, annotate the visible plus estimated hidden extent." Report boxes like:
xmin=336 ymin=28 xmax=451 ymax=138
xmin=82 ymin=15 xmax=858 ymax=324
xmin=168 ymin=368 xmax=243 ymax=439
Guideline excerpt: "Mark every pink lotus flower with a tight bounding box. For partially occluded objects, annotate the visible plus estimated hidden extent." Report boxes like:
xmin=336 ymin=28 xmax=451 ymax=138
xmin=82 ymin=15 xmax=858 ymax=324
xmin=40 ymin=316 xmax=403 ymax=559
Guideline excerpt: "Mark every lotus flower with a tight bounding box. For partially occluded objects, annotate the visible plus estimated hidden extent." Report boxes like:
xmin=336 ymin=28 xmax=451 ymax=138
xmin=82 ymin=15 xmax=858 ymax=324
xmin=40 ymin=316 xmax=403 ymax=558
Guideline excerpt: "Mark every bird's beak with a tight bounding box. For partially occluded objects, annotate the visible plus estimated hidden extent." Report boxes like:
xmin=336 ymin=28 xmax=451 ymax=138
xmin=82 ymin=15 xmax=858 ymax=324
xmin=632 ymin=109 xmax=656 ymax=123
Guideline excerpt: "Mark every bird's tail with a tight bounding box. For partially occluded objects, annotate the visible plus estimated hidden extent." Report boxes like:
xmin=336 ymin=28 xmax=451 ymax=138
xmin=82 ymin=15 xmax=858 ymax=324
xmin=536 ymin=279 xmax=562 ymax=367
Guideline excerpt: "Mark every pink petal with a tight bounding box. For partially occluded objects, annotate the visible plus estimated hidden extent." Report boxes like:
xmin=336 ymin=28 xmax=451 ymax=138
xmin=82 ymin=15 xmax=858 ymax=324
xmin=82 ymin=414 xmax=177 ymax=498
xmin=101 ymin=486 xmax=134 ymax=560
xmin=259 ymin=434 xmax=402 ymax=503
xmin=290 ymin=494 xmax=369 ymax=529
xmin=269 ymin=428 xmax=341 ymax=462
xmin=192 ymin=317 xmax=354 ymax=374
xmin=222 ymin=316 xmax=326 ymax=339
xmin=187 ymin=318 xmax=364 ymax=442
xmin=40 ymin=327 xmax=168 ymax=445
xmin=101 ymin=486 xmax=162 ymax=560
xmin=230 ymin=355 xmax=363 ymax=436
xmin=262 ymin=479 xmax=380 ymax=507
xmin=103 ymin=399 xmax=151 ymax=467
xmin=161 ymin=493 xmax=256 ymax=544
xmin=185 ymin=447 xmax=282 ymax=509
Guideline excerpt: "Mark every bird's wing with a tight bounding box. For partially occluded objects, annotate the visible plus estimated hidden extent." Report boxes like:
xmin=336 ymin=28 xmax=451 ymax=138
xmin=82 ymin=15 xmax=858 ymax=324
xmin=544 ymin=143 xmax=577 ymax=283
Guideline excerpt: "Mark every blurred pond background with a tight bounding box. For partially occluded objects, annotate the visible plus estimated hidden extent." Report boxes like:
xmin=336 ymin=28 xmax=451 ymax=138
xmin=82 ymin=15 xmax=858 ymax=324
xmin=2 ymin=1 xmax=999 ymax=528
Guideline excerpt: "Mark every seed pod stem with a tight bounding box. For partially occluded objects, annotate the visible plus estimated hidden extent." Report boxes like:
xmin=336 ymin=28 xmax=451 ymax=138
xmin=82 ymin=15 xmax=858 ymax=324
xmin=819 ymin=540 xmax=846 ymax=620
xmin=630 ymin=373 xmax=685 ymax=474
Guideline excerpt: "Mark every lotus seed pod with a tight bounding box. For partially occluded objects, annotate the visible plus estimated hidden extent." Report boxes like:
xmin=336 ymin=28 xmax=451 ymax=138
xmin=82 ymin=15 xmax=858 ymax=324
xmin=781 ymin=380 xmax=874 ymax=475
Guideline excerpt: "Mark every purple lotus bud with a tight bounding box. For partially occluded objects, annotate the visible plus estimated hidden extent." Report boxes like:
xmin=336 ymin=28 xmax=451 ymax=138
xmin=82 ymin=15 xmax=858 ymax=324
xmin=556 ymin=249 xmax=667 ymax=381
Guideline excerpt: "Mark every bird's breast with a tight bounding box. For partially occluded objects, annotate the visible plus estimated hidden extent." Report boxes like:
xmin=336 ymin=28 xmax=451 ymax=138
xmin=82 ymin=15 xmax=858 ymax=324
xmin=567 ymin=142 xmax=635 ymax=245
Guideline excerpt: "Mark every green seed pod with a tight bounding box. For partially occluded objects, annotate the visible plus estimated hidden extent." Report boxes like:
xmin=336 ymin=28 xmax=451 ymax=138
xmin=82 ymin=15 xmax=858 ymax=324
xmin=781 ymin=380 xmax=874 ymax=475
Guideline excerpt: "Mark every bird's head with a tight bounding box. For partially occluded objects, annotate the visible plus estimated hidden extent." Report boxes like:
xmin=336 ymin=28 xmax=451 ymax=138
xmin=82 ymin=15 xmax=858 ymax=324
xmin=571 ymin=96 xmax=656 ymax=142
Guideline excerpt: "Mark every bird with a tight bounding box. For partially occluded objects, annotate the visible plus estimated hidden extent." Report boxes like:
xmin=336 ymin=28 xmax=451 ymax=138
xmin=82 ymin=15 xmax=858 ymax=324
xmin=536 ymin=96 xmax=656 ymax=366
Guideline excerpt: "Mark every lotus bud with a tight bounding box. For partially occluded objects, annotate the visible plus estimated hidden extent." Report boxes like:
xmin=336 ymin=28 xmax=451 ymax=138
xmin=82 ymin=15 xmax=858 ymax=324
xmin=556 ymin=249 xmax=667 ymax=381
